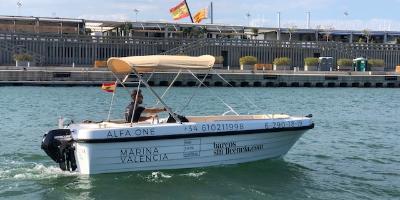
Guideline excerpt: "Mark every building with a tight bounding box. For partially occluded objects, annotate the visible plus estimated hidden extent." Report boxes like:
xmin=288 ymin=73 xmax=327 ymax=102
xmin=1 ymin=15 xmax=400 ymax=70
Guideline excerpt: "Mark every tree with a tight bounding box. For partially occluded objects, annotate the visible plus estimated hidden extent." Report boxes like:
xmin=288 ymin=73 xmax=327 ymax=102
xmin=315 ymin=25 xmax=322 ymax=41
xmin=396 ymin=38 xmax=400 ymax=44
xmin=287 ymin=25 xmax=297 ymax=41
xmin=323 ymin=25 xmax=334 ymax=42
xmin=251 ymin=28 xmax=259 ymax=39
xmin=123 ymin=23 xmax=132 ymax=36
xmin=362 ymin=29 xmax=371 ymax=43
xmin=182 ymin=26 xmax=207 ymax=38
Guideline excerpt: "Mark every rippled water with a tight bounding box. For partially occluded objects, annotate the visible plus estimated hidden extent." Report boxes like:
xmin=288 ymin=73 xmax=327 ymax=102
xmin=0 ymin=87 xmax=399 ymax=199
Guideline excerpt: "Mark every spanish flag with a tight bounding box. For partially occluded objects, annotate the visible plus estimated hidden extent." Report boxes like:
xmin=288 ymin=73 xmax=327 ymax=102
xmin=101 ymin=82 xmax=116 ymax=93
xmin=170 ymin=1 xmax=190 ymax=20
xmin=193 ymin=8 xmax=207 ymax=23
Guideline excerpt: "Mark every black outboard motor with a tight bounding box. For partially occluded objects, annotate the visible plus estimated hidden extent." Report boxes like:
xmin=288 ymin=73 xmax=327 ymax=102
xmin=41 ymin=129 xmax=77 ymax=171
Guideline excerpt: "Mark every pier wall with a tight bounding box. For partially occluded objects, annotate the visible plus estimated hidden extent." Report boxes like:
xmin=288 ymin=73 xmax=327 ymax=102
xmin=0 ymin=68 xmax=399 ymax=88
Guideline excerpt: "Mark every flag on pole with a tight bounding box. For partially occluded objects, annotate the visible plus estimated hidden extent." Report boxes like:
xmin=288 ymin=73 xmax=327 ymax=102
xmin=101 ymin=82 xmax=116 ymax=93
xmin=193 ymin=8 xmax=208 ymax=23
xmin=170 ymin=1 xmax=190 ymax=20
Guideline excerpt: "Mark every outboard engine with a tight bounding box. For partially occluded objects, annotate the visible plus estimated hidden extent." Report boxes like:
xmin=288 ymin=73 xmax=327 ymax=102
xmin=41 ymin=129 xmax=77 ymax=171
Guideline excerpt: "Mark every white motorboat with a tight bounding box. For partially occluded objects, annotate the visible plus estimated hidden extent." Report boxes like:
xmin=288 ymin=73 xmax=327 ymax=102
xmin=41 ymin=55 xmax=314 ymax=175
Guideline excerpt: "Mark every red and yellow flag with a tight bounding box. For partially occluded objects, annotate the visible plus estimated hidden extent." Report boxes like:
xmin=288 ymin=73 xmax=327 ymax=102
xmin=101 ymin=82 xmax=116 ymax=93
xmin=193 ymin=8 xmax=207 ymax=23
xmin=170 ymin=1 xmax=190 ymax=20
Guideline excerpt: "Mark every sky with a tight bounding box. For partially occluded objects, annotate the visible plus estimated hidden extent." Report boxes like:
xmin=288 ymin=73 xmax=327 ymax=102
xmin=1 ymin=0 xmax=400 ymax=31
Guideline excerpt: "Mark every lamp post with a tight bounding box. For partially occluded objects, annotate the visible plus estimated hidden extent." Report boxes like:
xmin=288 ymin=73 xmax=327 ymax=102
xmin=277 ymin=11 xmax=281 ymax=29
xmin=246 ymin=12 xmax=251 ymax=26
xmin=343 ymin=11 xmax=349 ymax=30
xmin=134 ymin=9 xmax=140 ymax=22
xmin=16 ymin=1 xmax=22 ymax=16
xmin=277 ymin=12 xmax=281 ymax=40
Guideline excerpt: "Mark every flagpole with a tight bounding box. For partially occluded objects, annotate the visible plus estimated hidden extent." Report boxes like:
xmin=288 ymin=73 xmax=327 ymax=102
xmin=107 ymin=81 xmax=118 ymax=121
xmin=184 ymin=0 xmax=194 ymax=23
xmin=210 ymin=1 xmax=213 ymax=24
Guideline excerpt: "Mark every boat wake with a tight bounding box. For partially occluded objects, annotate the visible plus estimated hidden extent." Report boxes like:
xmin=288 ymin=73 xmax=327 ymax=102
xmin=179 ymin=171 xmax=207 ymax=178
xmin=139 ymin=170 xmax=207 ymax=183
xmin=0 ymin=155 xmax=76 ymax=181
xmin=141 ymin=171 xmax=173 ymax=183
xmin=11 ymin=163 xmax=76 ymax=180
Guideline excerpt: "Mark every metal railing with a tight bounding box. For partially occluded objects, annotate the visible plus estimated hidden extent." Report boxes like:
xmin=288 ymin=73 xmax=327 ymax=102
xmin=1 ymin=31 xmax=400 ymax=70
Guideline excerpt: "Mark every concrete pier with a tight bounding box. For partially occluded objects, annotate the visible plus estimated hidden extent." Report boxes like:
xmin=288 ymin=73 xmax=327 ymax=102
xmin=0 ymin=67 xmax=399 ymax=88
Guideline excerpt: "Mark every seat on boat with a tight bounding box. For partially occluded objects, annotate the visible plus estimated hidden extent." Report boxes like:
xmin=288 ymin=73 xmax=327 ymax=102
xmin=105 ymin=115 xmax=158 ymax=125
xmin=94 ymin=116 xmax=158 ymax=128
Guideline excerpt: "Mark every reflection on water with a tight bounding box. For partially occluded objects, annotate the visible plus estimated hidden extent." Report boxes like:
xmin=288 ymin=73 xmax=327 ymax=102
xmin=36 ymin=159 xmax=309 ymax=200
xmin=0 ymin=152 xmax=309 ymax=199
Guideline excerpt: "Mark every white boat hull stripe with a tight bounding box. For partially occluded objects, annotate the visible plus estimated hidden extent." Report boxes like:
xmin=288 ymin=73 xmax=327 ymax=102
xmin=75 ymin=124 xmax=314 ymax=143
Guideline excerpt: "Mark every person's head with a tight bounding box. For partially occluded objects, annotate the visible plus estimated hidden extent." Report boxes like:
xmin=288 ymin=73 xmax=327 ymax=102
xmin=131 ymin=89 xmax=143 ymax=104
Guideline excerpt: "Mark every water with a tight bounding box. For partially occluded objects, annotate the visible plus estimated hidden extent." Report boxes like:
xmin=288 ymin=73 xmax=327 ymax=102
xmin=0 ymin=86 xmax=399 ymax=200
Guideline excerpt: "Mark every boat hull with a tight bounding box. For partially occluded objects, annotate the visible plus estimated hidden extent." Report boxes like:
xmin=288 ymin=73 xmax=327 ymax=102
xmin=74 ymin=130 xmax=307 ymax=174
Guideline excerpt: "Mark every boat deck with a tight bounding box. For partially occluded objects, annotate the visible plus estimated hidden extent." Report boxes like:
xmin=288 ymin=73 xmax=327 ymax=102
xmin=68 ymin=114 xmax=292 ymax=129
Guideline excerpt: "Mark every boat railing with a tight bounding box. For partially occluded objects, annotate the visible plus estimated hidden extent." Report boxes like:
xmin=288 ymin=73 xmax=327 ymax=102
xmin=186 ymin=114 xmax=290 ymax=122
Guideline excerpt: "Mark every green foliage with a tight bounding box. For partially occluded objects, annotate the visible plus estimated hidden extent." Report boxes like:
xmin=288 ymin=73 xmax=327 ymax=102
xmin=273 ymin=57 xmax=291 ymax=66
xmin=368 ymin=59 xmax=385 ymax=67
xmin=124 ymin=23 xmax=132 ymax=30
xmin=85 ymin=28 xmax=92 ymax=34
xmin=13 ymin=53 xmax=33 ymax=62
xmin=337 ymin=58 xmax=352 ymax=66
xmin=239 ymin=56 xmax=257 ymax=65
xmin=182 ymin=27 xmax=194 ymax=37
xmin=304 ymin=57 xmax=319 ymax=66
xmin=123 ymin=23 xmax=133 ymax=34
xmin=214 ymin=56 xmax=224 ymax=64
xmin=199 ymin=26 xmax=207 ymax=34
xmin=166 ymin=26 xmax=176 ymax=32
xmin=251 ymin=28 xmax=259 ymax=36
xmin=182 ymin=26 xmax=207 ymax=38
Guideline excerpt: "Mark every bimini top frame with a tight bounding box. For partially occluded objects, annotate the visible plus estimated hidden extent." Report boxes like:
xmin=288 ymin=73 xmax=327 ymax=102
xmin=106 ymin=55 xmax=216 ymax=124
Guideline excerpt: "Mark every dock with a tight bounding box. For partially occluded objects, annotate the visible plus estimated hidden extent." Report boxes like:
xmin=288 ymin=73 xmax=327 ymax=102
xmin=0 ymin=67 xmax=399 ymax=88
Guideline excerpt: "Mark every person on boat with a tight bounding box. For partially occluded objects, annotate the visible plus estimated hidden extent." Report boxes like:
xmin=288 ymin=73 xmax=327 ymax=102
xmin=125 ymin=89 xmax=167 ymax=122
